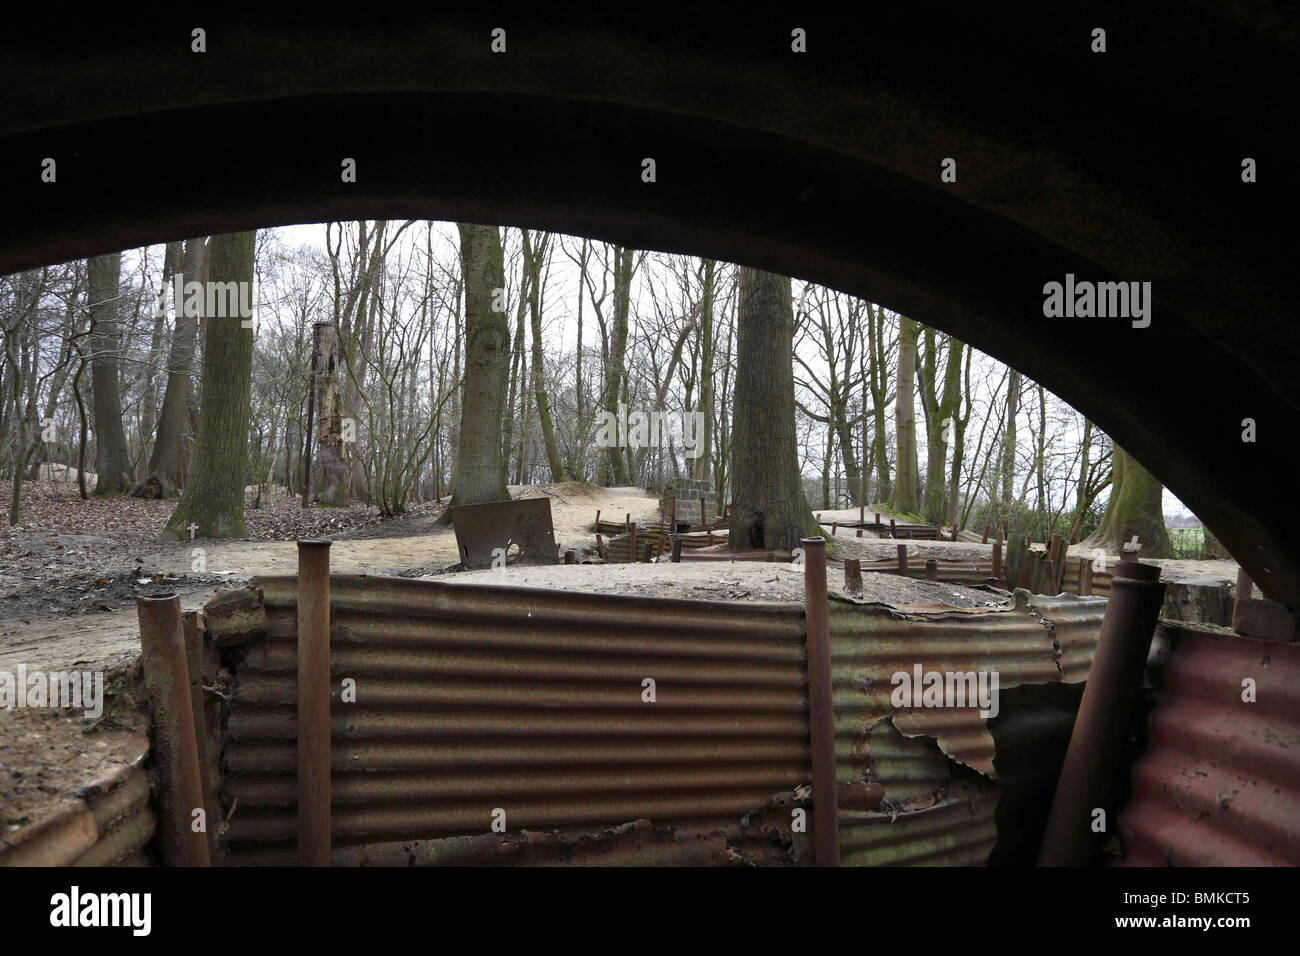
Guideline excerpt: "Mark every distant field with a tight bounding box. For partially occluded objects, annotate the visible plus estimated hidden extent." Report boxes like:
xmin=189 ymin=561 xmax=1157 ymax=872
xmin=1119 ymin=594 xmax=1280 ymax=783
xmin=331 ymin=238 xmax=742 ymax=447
xmin=1169 ymin=526 xmax=1207 ymax=558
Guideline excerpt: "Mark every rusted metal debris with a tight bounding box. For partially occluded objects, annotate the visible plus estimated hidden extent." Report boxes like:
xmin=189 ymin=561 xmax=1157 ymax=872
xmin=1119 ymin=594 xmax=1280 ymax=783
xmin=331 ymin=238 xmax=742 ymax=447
xmin=1116 ymin=623 xmax=1300 ymax=866
xmin=1038 ymin=557 xmax=1166 ymax=866
xmin=296 ymin=541 xmax=332 ymax=867
xmin=136 ymin=594 xmax=211 ymax=867
xmin=200 ymin=571 xmax=1112 ymax=867
xmin=202 ymin=586 xmax=267 ymax=647
xmin=802 ymin=537 xmax=840 ymax=866
xmin=452 ymin=498 xmax=559 ymax=569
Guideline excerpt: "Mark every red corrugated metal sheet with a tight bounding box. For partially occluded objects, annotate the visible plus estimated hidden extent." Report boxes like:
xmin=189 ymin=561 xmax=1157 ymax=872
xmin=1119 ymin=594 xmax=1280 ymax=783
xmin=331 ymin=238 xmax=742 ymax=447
xmin=1116 ymin=625 xmax=1300 ymax=866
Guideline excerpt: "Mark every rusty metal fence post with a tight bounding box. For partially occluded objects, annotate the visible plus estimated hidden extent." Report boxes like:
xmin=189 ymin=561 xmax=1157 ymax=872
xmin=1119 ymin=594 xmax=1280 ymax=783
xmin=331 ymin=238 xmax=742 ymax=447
xmin=1037 ymin=556 xmax=1166 ymax=866
xmin=297 ymin=540 xmax=332 ymax=866
xmin=801 ymin=537 xmax=840 ymax=866
xmin=136 ymin=594 xmax=211 ymax=866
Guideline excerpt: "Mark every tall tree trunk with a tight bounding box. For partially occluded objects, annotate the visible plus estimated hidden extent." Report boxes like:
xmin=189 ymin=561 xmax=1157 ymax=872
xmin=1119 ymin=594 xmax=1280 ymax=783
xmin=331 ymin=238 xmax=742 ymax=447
xmin=312 ymin=322 xmax=350 ymax=506
xmin=728 ymin=267 xmax=820 ymax=551
xmin=946 ymin=343 xmax=973 ymax=526
xmin=524 ymin=231 xmax=565 ymax=482
xmin=136 ymin=241 xmax=183 ymax=479
xmin=89 ymin=251 xmax=130 ymax=495
xmin=1068 ymin=419 xmax=1095 ymax=542
xmin=887 ymin=317 xmax=920 ymax=515
xmin=921 ymin=333 xmax=963 ymax=524
xmin=1000 ymin=369 xmax=1021 ymax=507
xmin=162 ymin=230 xmax=256 ymax=539
xmin=140 ymin=237 xmax=205 ymax=498
xmin=1082 ymin=444 xmax=1173 ymax=557
xmin=693 ymin=259 xmax=715 ymax=484
xmin=440 ymin=224 xmax=511 ymax=522
xmin=866 ymin=304 xmax=892 ymax=502
xmin=601 ymin=247 xmax=633 ymax=486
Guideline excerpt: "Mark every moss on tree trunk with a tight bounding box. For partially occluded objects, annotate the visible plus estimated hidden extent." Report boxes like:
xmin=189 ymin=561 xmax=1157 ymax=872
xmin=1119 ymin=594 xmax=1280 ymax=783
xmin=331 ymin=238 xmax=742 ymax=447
xmin=161 ymin=231 xmax=256 ymax=540
xmin=1082 ymin=444 xmax=1173 ymax=557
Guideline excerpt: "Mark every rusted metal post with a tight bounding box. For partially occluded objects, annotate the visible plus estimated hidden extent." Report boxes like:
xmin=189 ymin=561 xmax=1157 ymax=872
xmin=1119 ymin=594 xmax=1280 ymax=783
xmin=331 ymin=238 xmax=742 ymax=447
xmin=982 ymin=524 xmax=990 ymax=544
xmin=181 ymin=611 xmax=215 ymax=859
xmin=625 ymin=513 xmax=630 ymax=532
xmin=831 ymin=521 xmax=838 ymax=536
xmin=643 ymin=541 xmax=654 ymax=563
xmin=1043 ymin=559 xmax=1057 ymax=595
xmin=801 ymin=537 xmax=840 ymax=866
xmin=925 ymin=558 xmax=939 ymax=581
xmin=890 ymin=518 xmax=897 ymax=538
xmin=844 ymin=557 xmax=862 ymax=591
xmin=671 ymin=535 xmax=683 ymax=563
xmin=992 ymin=540 xmax=1003 ymax=584
xmin=1233 ymin=567 xmax=1253 ymax=628
xmin=596 ymin=533 xmax=605 ymax=560
xmin=897 ymin=544 xmax=909 ymax=576
xmin=629 ymin=522 xmax=638 ymax=564
xmin=856 ymin=529 xmax=862 ymax=538
xmin=297 ymin=540 xmax=332 ymax=867
xmin=595 ymin=509 xmax=601 ymax=529
xmin=136 ymin=594 xmax=211 ymax=866
xmin=874 ymin=512 xmax=881 ymax=527
xmin=1078 ymin=557 xmax=1093 ymax=596
xmin=1038 ymin=556 xmax=1166 ymax=867
xmin=950 ymin=525 xmax=959 ymax=542
xmin=564 ymin=550 xmax=577 ymax=565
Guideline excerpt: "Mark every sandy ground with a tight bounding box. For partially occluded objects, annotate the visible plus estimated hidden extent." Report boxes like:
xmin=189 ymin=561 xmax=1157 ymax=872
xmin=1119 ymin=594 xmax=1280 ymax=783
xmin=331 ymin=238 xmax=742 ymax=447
xmin=445 ymin=560 xmax=1007 ymax=609
xmin=0 ymin=480 xmax=1247 ymax=839
xmin=0 ymin=481 xmax=1240 ymax=673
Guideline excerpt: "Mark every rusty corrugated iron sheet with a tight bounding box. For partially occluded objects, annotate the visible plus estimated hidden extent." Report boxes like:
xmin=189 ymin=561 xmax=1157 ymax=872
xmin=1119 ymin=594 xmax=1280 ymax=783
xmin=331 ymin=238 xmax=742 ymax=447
xmin=207 ymin=577 xmax=1107 ymax=865
xmin=1115 ymin=625 xmax=1300 ymax=866
xmin=0 ymin=732 xmax=155 ymax=867
xmin=220 ymin=575 xmax=812 ymax=859
xmin=827 ymin=594 xmax=1107 ymax=780
xmin=1061 ymin=560 xmax=1114 ymax=596
xmin=839 ymin=786 xmax=1000 ymax=866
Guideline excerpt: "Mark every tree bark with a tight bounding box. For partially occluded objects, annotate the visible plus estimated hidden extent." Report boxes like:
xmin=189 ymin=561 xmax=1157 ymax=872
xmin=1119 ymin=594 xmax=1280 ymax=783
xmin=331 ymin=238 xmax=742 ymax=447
xmin=728 ymin=267 xmax=820 ymax=551
xmin=440 ymin=223 xmax=511 ymax=521
xmin=89 ymin=251 xmax=130 ymax=495
xmin=312 ymin=321 xmax=350 ymax=506
xmin=139 ymin=237 xmax=205 ymax=498
xmin=921 ymin=332 xmax=963 ymax=524
xmin=600 ymin=246 xmax=634 ymax=486
xmin=161 ymin=231 xmax=256 ymax=539
xmin=693 ymin=259 xmax=715 ymax=484
xmin=524 ymin=231 xmax=566 ymax=482
xmin=887 ymin=316 xmax=920 ymax=515
xmin=1081 ymin=444 xmax=1173 ymax=557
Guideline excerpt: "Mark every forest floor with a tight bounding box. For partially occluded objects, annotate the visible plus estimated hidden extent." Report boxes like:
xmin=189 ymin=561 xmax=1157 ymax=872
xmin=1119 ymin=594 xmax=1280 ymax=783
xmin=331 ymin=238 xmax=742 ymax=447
xmin=0 ymin=477 xmax=1246 ymax=837
xmin=0 ymin=477 xmax=1239 ymax=674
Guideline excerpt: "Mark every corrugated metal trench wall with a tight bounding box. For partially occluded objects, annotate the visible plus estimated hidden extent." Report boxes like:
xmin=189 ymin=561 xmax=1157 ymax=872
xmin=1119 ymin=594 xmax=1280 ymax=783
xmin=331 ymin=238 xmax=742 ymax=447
xmin=1114 ymin=623 xmax=1300 ymax=866
xmin=209 ymin=575 xmax=1108 ymax=866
